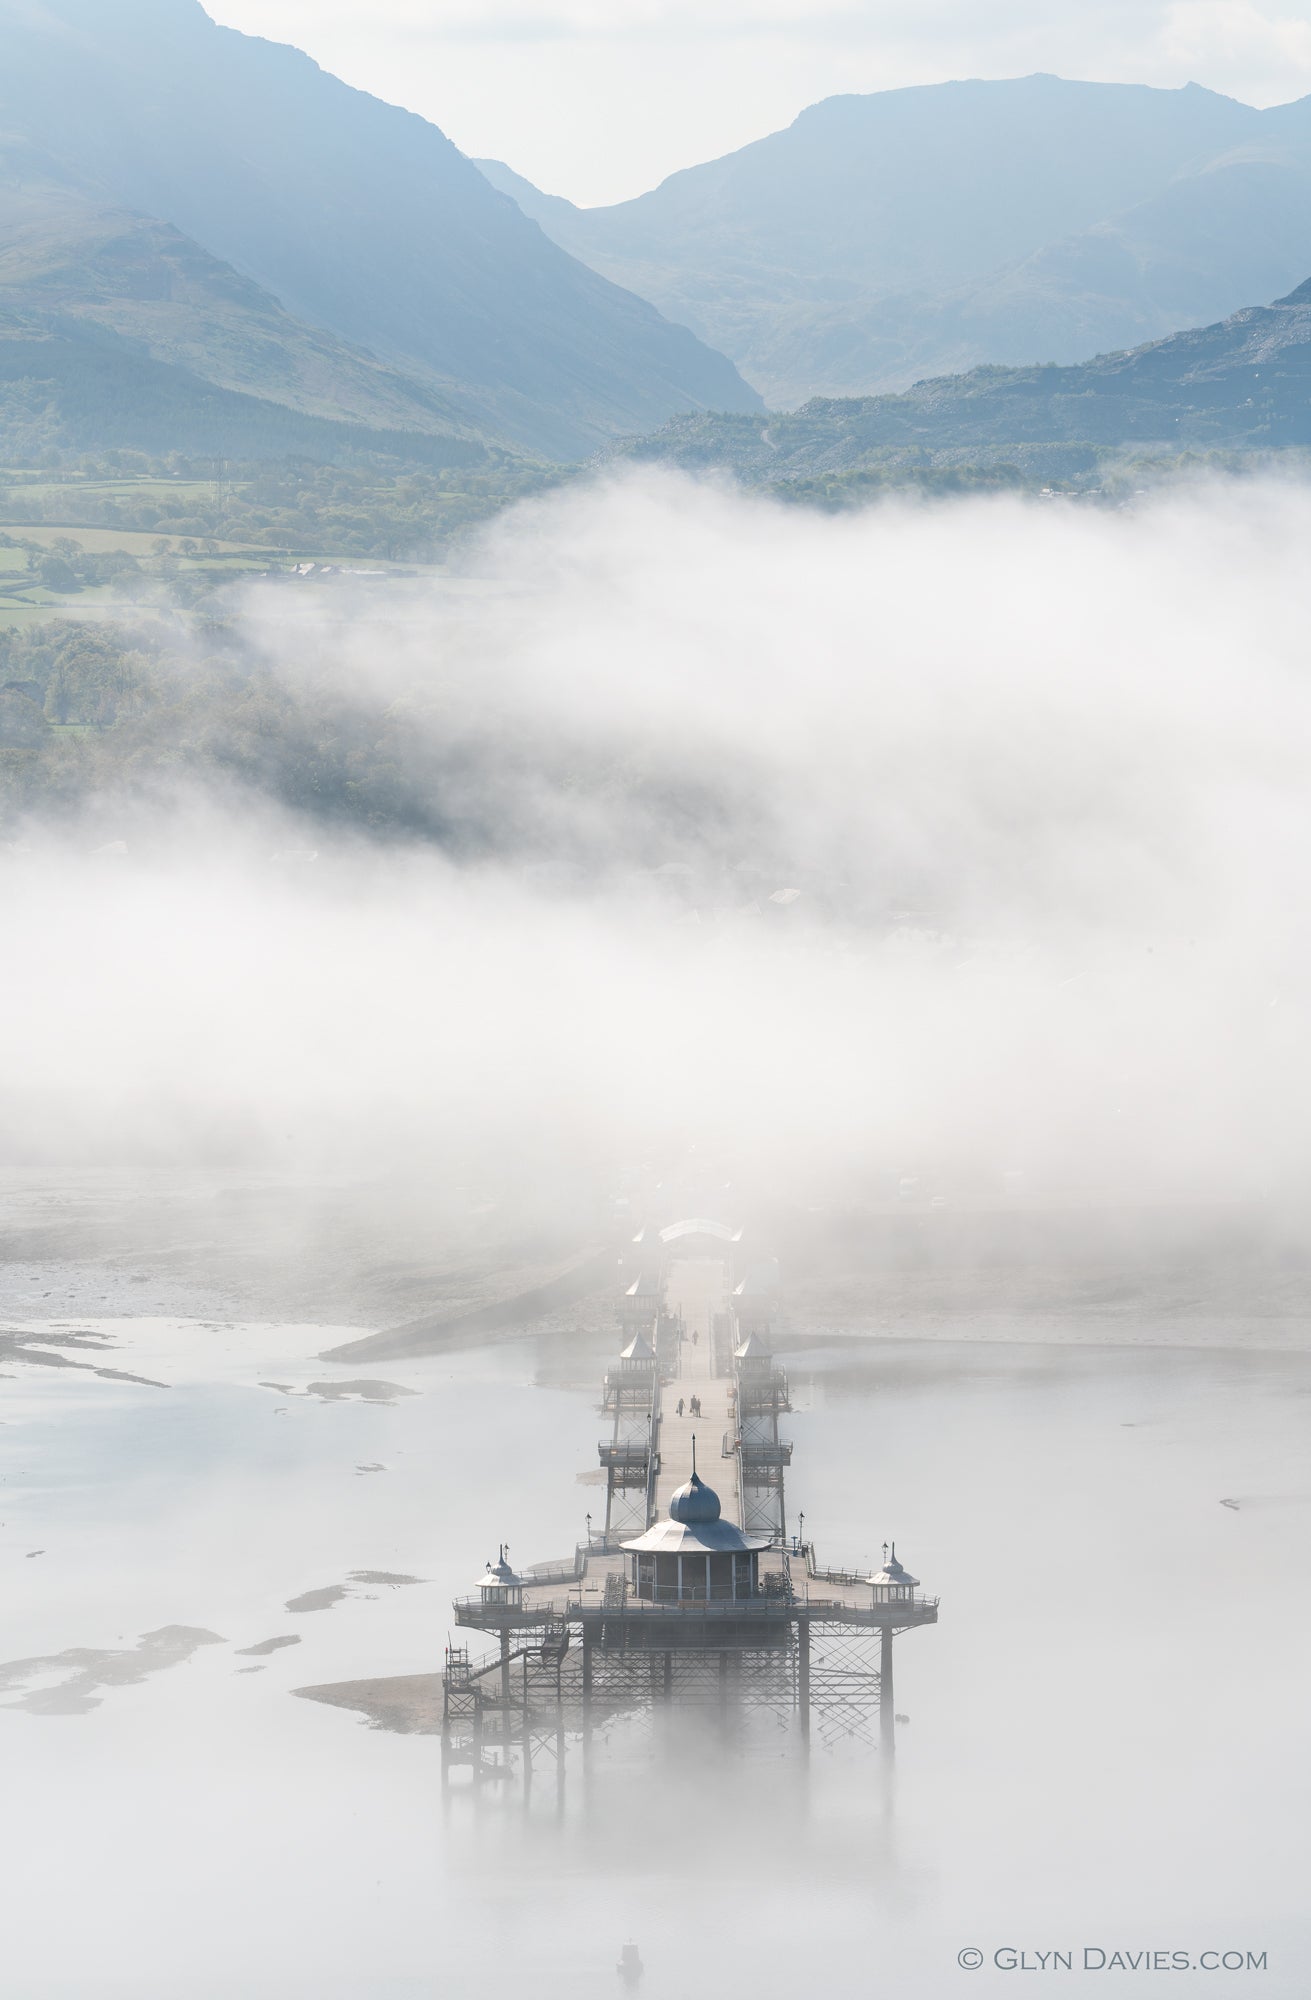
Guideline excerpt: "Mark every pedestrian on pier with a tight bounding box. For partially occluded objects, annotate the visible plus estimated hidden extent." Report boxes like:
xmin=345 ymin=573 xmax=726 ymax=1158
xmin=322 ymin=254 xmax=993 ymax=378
xmin=676 ymin=1397 xmax=685 ymax=1417
xmin=692 ymin=1329 xmax=699 ymax=1347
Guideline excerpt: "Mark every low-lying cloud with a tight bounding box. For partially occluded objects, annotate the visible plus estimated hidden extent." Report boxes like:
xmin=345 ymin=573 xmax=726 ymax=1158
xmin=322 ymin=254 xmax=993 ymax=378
xmin=5 ymin=471 xmax=1311 ymax=1213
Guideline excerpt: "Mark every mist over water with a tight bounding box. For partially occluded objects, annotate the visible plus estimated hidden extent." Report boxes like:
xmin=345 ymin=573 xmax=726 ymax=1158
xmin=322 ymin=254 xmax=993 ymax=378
xmin=1 ymin=1323 xmax=1307 ymax=1997
xmin=4 ymin=473 xmax=1311 ymax=1994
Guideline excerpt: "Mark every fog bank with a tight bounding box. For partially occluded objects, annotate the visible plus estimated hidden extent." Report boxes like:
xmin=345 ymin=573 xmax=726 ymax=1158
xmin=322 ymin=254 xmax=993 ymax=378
xmin=5 ymin=472 xmax=1311 ymax=1211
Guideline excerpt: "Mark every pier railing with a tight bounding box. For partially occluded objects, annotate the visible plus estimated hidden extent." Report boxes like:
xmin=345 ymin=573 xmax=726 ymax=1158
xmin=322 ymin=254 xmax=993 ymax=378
xmin=721 ymin=1431 xmax=794 ymax=1467
xmin=736 ymin=1369 xmax=791 ymax=1414
xmin=741 ymin=1441 xmax=793 ymax=1467
xmin=805 ymin=1563 xmax=868 ymax=1588
xmin=583 ymin=1529 xmax=630 ymax=1555
xmin=452 ymin=1587 xmax=939 ymax=1630
xmin=597 ymin=1440 xmax=652 ymax=1470
xmin=519 ymin=1551 xmax=588 ymax=1585
xmin=569 ymin=1593 xmax=793 ymax=1621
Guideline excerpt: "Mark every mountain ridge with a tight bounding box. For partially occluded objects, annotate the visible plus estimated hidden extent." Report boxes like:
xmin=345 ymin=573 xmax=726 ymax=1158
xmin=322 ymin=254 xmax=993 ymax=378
xmin=0 ymin=149 xmax=489 ymax=445
xmin=611 ymin=276 xmax=1311 ymax=485
xmin=478 ymin=77 xmax=1311 ymax=406
xmin=0 ymin=0 xmax=761 ymax=459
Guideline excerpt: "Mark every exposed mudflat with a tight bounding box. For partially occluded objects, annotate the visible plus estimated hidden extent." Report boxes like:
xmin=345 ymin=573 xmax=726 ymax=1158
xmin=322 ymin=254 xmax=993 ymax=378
xmin=284 ymin=1585 xmax=351 ymax=1614
xmin=0 ymin=1325 xmax=170 ymax=1386
xmin=284 ymin=1573 xmax=426 ymax=1614
xmin=321 ymin=1251 xmax=617 ymax=1363
xmin=6 ymin=1170 xmax=1311 ymax=1373
xmin=302 ymin=1379 xmax=416 ymax=1402
xmin=0 ymin=1626 xmax=225 ymax=1715
xmin=772 ymin=1198 xmax=1311 ymax=1347
xmin=0 ymin=1167 xmax=609 ymax=1339
xmin=295 ymin=1672 xmax=443 ymax=1734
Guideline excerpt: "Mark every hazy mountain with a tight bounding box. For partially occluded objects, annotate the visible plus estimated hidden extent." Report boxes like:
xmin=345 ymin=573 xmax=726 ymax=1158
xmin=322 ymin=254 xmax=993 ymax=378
xmin=0 ymin=143 xmax=496 ymax=449
xmin=0 ymin=0 xmax=760 ymax=460
xmin=478 ymin=162 xmax=583 ymax=242
xmin=615 ymin=278 xmax=1311 ymax=483
xmin=0 ymin=306 xmax=495 ymax=466
xmin=478 ymin=76 xmax=1311 ymax=405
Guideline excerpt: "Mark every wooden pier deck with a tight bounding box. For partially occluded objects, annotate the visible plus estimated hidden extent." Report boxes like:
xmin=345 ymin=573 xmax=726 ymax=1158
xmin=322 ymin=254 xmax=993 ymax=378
xmin=656 ymin=1257 xmax=738 ymax=1526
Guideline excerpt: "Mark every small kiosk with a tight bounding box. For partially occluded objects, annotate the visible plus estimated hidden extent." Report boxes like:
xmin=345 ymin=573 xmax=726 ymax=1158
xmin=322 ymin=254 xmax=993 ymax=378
xmin=473 ymin=1547 xmax=523 ymax=1612
xmin=867 ymin=1545 xmax=919 ymax=1606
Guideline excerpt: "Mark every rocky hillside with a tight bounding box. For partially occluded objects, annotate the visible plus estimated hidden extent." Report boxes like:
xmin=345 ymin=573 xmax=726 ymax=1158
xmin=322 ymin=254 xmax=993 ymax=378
xmin=0 ymin=0 xmax=760 ymax=460
xmin=616 ymin=279 xmax=1311 ymax=485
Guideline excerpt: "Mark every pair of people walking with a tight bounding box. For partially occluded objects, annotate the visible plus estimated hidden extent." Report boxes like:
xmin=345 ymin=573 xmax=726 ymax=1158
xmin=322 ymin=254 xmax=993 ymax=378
xmin=674 ymin=1394 xmax=701 ymax=1418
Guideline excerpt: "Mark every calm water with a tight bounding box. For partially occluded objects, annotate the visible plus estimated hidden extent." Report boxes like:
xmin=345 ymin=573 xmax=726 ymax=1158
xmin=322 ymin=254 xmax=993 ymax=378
xmin=2 ymin=1319 xmax=1308 ymax=1997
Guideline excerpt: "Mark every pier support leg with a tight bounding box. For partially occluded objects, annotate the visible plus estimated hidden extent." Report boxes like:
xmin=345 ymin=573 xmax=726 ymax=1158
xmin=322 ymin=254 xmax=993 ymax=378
xmin=522 ymin=1651 xmax=532 ymax=1801
xmin=880 ymin=1627 xmax=895 ymax=1766
xmin=582 ymin=1624 xmax=594 ymax=1760
xmin=440 ymin=1678 xmax=451 ymax=1790
xmin=663 ymin=1651 xmax=673 ymax=1702
xmin=797 ymin=1619 xmax=810 ymax=1757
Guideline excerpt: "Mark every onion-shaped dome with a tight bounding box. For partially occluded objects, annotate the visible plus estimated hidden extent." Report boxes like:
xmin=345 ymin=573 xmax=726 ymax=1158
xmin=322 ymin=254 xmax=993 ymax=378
xmin=668 ymin=1471 xmax=722 ymax=1525
xmin=475 ymin=1546 xmax=522 ymax=1594
xmin=867 ymin=1542 xmax=919 ymax=1591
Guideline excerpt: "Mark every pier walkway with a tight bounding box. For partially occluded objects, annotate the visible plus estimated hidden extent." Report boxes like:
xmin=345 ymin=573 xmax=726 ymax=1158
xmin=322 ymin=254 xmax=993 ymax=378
xmin=656 ymin=1257 xmax=737 ymax=1525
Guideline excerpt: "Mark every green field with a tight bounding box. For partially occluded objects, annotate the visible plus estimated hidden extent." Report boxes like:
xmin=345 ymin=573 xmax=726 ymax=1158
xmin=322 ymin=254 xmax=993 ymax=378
xmin=0 ymin=452 xmax=561 ymax=627
xmin=0 ymin=458 xmax=501 ymax=620
xmin=0 ymin=521 xmax=280 ymax=625
xmin=0 ymin=521 xmax=268 ymax=555
xmin=0 ymin=456 xmax=559 ymax=566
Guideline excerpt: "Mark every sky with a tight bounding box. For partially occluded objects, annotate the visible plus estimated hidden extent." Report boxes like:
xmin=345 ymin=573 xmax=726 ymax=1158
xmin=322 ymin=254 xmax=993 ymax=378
xmin=204 ymin=0 xmax=1311 ymax=204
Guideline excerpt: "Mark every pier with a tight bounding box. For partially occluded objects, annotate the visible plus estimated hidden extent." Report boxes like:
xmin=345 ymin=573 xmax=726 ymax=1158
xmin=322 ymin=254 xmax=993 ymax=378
xmin=440 ymin=1220 xmax=939 ymax=1790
